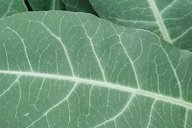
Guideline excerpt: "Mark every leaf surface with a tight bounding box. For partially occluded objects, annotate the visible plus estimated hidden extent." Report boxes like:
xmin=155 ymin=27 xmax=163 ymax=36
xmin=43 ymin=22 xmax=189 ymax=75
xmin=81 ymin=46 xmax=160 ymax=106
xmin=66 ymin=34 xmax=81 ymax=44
xmin=89 ymin=0 xmax=192 ymax=51
xmin=28 ymin=0 xmax=66 ymax=10
xmin=0 ymin=0 xmax=27 ymax=18
xmin=61 ymin=0 xmax=97 ymax=14
xmin=0 ymin=11 xmax=192 ymax=128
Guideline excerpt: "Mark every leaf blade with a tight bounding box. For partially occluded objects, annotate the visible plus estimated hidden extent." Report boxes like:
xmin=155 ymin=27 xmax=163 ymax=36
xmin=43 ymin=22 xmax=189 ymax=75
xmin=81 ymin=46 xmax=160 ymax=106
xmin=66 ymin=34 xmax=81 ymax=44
xmin=0 ymin=0 xmax=27 ymax=18
xmin=0 ymin=11 xmax=192 ymax=128
xmin=89 ymin=0 xmax=192 ymax=51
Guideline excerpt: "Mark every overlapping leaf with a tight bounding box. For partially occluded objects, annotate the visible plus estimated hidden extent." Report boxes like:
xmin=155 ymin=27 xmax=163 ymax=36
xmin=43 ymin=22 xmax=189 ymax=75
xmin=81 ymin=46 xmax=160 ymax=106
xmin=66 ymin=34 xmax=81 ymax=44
xmin=61 ymin=0 xmax=97 ymax=14
xmin=0 ymin=0 xmax=27 ymax=18
xmin=0 ymin=11 xmax=192 ymax=128
xmin=28 ymin=0 xmax=66 ymax=10
xmin=89 ymin=0 xmax=192 ymax=51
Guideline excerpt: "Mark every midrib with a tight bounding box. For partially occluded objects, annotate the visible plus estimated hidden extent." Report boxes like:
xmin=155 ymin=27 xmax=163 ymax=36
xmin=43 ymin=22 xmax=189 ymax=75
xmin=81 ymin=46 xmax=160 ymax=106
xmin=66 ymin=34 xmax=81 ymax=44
xmin=148 ymin=0 xmax=173 ymax=44
xmin=0 ymin=70 xmax=192 ymax=109
xmin=51 ymin=0 xmax=58 ymax=10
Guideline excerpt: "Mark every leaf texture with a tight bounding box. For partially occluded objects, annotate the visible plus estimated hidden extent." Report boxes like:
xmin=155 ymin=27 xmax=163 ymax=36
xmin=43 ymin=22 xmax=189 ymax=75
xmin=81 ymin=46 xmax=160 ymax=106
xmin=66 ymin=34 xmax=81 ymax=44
xmin=89 ymin=0 xmax=192 ymax=51
xmin=28 ymin=0 xmax=66 ymax=10
xmin=0 ymin=11 xmax=192 ymax=128
xmin=61 ymin=0 xmax=97 ymax=14
xmin=0 ymin=0 xmax=27 ymax=18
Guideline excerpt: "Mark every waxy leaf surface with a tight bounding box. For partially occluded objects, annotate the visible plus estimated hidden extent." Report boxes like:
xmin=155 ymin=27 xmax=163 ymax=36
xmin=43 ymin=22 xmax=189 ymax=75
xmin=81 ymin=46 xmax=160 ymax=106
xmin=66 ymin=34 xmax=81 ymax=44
xmin=0 ymin=11 xmax=192 ymax=128
xmin=0 ymin=0 xmax=27 ymax=18
xmin=90 ymin=0 xmax=192 ymax=50
xmin=28 ymin=0 xmax=66 ymax=10
xmin=61 ymin=0 xmax=97 ymax=14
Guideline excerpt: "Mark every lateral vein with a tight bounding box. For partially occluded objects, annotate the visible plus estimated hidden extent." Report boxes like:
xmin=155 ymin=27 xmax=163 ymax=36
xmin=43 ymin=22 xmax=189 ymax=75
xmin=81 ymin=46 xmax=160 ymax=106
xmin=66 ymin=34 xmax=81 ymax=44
xmin=6 ymin=27 xmax=34 ymax=72
xmin=36 ymin=18 xmax=75 ymax=76
xmin=77 ymin=15 xmax=107 ymax=81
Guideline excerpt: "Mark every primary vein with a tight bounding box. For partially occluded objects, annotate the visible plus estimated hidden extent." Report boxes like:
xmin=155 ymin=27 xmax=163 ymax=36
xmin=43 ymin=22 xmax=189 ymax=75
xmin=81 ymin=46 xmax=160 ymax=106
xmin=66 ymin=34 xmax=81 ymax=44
xmin=0 ymin=70 xmax=191 ymax=110
xmin=148 ymin=0 xmax=172 ymax=44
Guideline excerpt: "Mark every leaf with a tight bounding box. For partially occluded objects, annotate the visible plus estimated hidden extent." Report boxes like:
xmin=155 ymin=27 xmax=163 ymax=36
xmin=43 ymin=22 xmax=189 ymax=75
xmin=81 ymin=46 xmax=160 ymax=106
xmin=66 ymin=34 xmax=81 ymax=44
xmin=61 ymin=0 xmax=97 ymax=14
xmin=28 ymin=0 xmax=66 ymax=10
xmin=89 ymin=0 xmax=192 ymax=51
xmin=0 ymin=0 xmax=27 ymax=18
xmin=0 ymin=11 xmax=192 ymax=128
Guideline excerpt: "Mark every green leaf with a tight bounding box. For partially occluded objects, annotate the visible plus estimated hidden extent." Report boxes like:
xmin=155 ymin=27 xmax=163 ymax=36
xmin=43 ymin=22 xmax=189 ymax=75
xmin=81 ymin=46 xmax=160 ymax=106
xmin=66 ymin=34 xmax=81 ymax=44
xmin=0 ymin=0 xmax=27 ymax=18
xmin=89 ymin=0 xmax=192 ymax=51
xmin=28 ymin=0 xmax=66 ymax=10
xmin=61 ymin=0 xmax=97 ymax=14
xmin=0 ymin=11 xmax=192 ymax=128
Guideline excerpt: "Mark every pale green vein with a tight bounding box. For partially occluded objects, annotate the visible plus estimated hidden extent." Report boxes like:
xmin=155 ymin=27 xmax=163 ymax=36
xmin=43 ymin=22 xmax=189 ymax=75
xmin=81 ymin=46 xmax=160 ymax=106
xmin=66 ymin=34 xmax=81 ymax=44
xmin=1 ymin=0 xmax=14 ymax=18
xmin=0 ymin=70 xmax=191 ymax=110
xmin=148 ymin=0 xmax=172 ymax=44
xmin=146 ymin=100 xmax=156 ymax=128
xmin=77 ymin=15 xmax=107 ymax=81
xmin=159 ymin=45 xmax=182 ymax=99
xmin=93 ymin=94 xmax=135 ymax=128
xmin=160 ymin=0 xmax=177 ymax=14
xmin=26 ymin=82 xmax=77 ymax=128
xmin=33 ymin=13 xmax=75 ymax=76
xmin=112 ymin=26 xmax=141 ymax=89
xmin=184 ymin=109 xmax=189 ymax=128
xmin=6 ymin=27 xmax=34 ymax=72
xmin=0 ymin=76 xmax=20 ymax=98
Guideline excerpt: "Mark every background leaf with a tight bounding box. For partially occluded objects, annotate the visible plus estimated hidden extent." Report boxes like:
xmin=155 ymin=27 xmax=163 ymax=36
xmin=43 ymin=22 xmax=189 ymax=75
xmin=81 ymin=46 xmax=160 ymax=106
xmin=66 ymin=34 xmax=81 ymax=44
xmin=89 ymin=0 xmax=192 ymax=51
xmin=0 ymin=11 xmax=192 ymax=128
xmin=0 ymin=0 xmax=27 ymax=18
xmin=61 ymin=0 xmax=97 ymax=14
xmin=28 ymin=0 xmax=66 ymax=10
